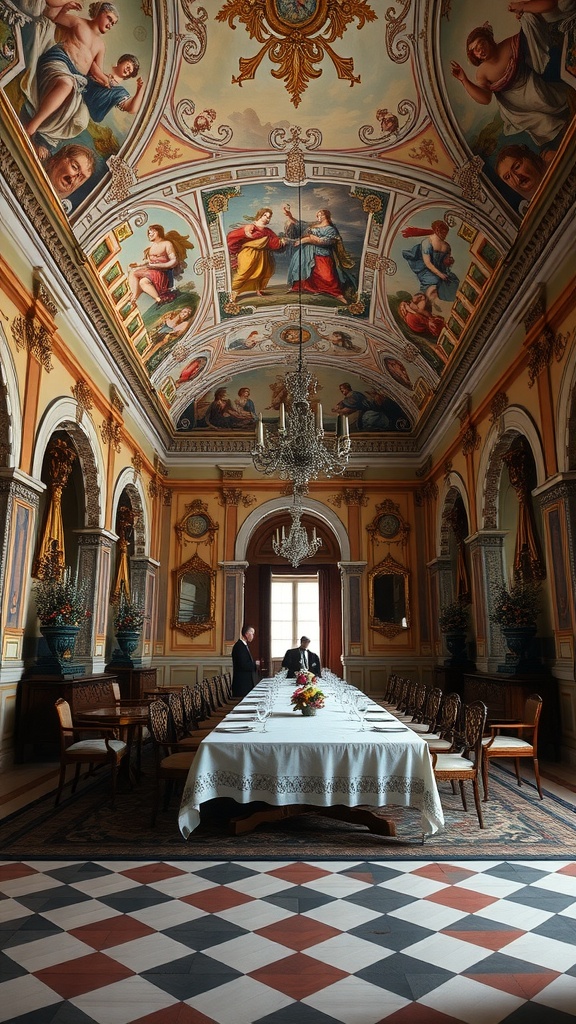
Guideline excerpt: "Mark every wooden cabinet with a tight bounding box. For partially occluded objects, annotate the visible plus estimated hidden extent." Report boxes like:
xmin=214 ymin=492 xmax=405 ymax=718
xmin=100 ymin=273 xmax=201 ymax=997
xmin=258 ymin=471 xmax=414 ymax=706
xmin=15 ymin=673 xmax=119 ymax=762
xmin=463 ymin=672 xmax=560 ymax=761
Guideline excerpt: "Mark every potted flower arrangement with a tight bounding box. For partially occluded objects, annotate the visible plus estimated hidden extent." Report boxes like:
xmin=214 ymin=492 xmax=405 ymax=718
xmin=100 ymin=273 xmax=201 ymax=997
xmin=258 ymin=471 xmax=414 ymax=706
xmin=438 ymin=600 xmax=469 ymax=663
xmin=491 ymin=580 xmax=541 ymax=673
xmin=33 ymin=568 xmax=90 ymax=671
xmin=112 ymin=588 xmax=144 ymax=666
xmin=291 ymin=671 xmax=326 ymax=717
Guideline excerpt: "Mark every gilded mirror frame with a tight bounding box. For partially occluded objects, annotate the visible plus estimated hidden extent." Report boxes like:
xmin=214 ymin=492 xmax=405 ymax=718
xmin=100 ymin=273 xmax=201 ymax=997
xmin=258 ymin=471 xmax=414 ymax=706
xmin=368 ymin=553 xmax=410 ymax=638
xmin=171 ymin=552 xmax=216 ymax=639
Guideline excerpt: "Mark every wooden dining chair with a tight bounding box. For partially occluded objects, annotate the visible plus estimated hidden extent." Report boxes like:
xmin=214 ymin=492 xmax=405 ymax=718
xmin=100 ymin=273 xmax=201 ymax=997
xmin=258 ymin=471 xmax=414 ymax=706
xmin=167 ymin=691 xmax=212 ymax=749
xmin=422 ymin=692 xmax=461 ymax=752
xmin=54 ymin=698 xmax=127 ymax=808
xmin=408 ymin=687 xmax=443 ymax=735
xmin=481 ymin=693 xmax=543 ymax=801
xmin=431 ymin=700 xmax=488 ymax=829
xmin=396 ymin=682 xmax=427 ymax=724
xmin=148 ymin=700 xmax=197 ymax=826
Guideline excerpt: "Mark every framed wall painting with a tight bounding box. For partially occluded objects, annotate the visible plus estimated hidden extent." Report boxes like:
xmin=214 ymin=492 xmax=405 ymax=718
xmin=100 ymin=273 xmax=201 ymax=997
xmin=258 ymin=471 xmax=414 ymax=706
xmin=469 ymin=263 xmax=487 ymax=289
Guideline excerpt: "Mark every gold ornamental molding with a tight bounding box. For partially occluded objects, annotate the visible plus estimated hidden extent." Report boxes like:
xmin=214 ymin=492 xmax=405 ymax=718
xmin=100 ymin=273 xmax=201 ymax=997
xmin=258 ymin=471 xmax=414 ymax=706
xmin=216 ymin=0 xmax=377 ymax=108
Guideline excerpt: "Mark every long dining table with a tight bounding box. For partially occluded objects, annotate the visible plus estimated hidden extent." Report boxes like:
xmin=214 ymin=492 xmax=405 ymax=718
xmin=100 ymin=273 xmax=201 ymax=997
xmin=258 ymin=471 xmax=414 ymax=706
xmin=178 ymin=680 xmax=444 ymax=840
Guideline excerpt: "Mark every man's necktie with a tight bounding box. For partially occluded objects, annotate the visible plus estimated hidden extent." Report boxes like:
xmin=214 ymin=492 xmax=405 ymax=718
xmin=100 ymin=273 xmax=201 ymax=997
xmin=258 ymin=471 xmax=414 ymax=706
xmin=302 ymin=650 xmax=308 ymax=669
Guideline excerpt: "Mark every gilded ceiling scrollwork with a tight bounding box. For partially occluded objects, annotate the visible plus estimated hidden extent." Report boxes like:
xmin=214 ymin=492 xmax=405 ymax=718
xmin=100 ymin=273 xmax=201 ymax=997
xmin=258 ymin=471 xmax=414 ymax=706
xmin=179 ymin=0 xmax=208 ymax=63
xmin=385 ymin=0 xmax=413 ymax=64
xmin=359 ymin=100 xmax=417 ymax=147
xmin=215 ymin=0 xmax=377 ymax=108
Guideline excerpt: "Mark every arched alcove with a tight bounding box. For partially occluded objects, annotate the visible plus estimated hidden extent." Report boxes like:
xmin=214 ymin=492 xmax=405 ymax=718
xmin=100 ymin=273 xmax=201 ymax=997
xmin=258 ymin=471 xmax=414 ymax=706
xmin=234 ymin=496 xmax=349 ymax=677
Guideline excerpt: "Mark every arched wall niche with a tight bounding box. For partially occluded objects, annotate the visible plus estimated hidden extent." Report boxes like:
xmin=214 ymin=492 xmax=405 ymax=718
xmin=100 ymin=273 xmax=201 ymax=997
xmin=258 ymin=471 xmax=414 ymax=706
xmin=437 ymin=474 xmax=470 ymax=559
xmin=558 ymin=343 xmax=576 ymax=472
xmin=110 ymin=471 xmax=149 ymax=556
xmin=32 ymin=399 xmax=105 ymax=528
xmin=0 ymin=328 xmax=21 ymax=469
xmin=477 ymin=407 xmax=546 ymax=531
xmin=235 ymin=496 xmax=351 ymax=563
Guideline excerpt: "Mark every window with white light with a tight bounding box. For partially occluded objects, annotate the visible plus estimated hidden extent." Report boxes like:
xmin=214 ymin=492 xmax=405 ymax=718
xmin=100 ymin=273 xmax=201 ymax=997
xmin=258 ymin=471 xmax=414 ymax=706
xmin=270 ymin=574 xmax=320 ymax=658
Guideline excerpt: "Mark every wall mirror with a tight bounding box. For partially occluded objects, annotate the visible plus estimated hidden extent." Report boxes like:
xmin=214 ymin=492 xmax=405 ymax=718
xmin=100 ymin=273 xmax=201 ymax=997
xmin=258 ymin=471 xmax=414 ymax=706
xmin=368 ymin=554 xmax=410 ymax=638
xmin=172 ymin=553 xmax=216 ymax=639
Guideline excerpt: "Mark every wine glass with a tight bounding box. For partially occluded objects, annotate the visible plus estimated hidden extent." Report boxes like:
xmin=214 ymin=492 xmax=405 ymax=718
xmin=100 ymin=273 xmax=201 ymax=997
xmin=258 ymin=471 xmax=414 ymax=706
xmin=256 ymin=700 xmax=269 ymax=732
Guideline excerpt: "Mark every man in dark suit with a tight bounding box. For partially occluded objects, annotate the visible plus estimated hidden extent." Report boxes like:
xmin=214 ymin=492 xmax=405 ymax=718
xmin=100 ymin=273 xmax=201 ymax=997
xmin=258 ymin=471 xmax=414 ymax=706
xmin=231 ymin=624 xmax=258 ymax=698
xmin=282 ymin=636 xmax=321 ymax=679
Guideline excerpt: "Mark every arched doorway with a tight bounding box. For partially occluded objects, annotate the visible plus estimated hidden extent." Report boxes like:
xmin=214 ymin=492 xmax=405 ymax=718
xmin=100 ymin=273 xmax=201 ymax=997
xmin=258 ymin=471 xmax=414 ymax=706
xmin=235 ymin=498 xmax=350 ymax=676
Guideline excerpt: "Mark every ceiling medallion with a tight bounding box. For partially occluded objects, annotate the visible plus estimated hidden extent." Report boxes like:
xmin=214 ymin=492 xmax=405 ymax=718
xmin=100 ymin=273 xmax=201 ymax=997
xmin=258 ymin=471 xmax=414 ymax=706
xmin=216 ymin=0 xmax=377 ymax=108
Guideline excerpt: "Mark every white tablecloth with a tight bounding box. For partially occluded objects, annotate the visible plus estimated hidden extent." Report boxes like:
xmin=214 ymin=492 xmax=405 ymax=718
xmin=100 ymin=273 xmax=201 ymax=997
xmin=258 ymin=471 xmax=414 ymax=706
xmin=178 ymin=682 xmax=444 ymax=839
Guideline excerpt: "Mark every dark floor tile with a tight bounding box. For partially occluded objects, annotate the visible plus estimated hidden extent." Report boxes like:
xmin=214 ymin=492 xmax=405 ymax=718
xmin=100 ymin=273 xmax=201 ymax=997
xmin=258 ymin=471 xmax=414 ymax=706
xmin=1 ymin=914 xmax=64 ymax=948
xmin=96 ymin=885 xmax=174 ymax=914
xmin=7 ymin=1004 xmax=97 ymax=1024
xmin=356 ymin=951 xmax=454 ymax=999
xmin=255 ymin=1003 xmax=341 ymax=1024
xmin=141 ymin=951 xmax=242 ymax=999
xmin=338 ymin=864 xmax=403 ymax=884
xmin=191 ymin=864 xmax=259 ymax=885
xmin=532 ymin=915 xmax=576 ymax=945
xmin=349 ymin=917 xmax=433 ymax=951
xmin=162 ymin=914 xmax=248 ymax=951
xmin=498 ymin=1004 xmax=576 ymax=1023
xmin=504 ymin=888 xmax=576 ymax=913
xmin=343 ymin=888 xmax=417 ymax=914
xmin=17 ymin=887 xmax=94 ymax=914
xmin=0 ymin=949 xmax=28 ymax=980
xmin=44 ymin=864 xmax=114 ymax=885
xmin=263 ymin=886 xmax=336 ymax=914
xmin=465 ymin=949 xmax=560 ymax=977
xmin=483 ymin=864 xmax=550 ymax=885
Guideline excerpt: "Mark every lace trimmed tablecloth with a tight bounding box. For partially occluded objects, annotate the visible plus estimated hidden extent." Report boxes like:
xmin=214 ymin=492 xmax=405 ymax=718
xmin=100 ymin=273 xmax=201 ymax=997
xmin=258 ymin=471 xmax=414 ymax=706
xmin=178 ymin=684 xmax=444 ymax=839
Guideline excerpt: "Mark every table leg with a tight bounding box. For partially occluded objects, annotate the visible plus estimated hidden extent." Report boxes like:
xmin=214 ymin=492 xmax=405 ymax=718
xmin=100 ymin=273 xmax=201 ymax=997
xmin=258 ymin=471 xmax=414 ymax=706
xmin=229 ymin=803 xmax=397 ymax=837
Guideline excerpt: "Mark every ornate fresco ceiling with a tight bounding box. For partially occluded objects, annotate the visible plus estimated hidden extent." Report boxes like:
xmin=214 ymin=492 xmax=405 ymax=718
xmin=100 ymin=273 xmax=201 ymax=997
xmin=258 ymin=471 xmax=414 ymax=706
xmin=1 ymin=0 xmax=574 ymax=462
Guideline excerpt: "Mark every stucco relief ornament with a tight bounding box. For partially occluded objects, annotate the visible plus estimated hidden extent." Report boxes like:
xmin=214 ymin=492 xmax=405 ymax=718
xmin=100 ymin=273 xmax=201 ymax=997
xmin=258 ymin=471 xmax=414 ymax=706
xmin=215 ymin=0 xmax=377 ymax=108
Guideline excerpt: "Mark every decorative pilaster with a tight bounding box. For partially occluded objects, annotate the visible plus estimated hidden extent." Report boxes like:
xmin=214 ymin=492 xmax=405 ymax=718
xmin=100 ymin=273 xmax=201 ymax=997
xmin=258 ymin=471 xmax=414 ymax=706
xmin=535 ymin=473 xmax=576 ymax=669
xmin=427 ymin=557 xmax=453 ymax=655
xmin=219 ymin=561 xmax=249 ymax=647
xmin=338 ymin=561 xmax=366 ymax=659
xmin=74 ymin=529 xmax=116 ymax=673
xmin=0 ymin=470 xmax=43 ymax=674
xmin=130 ymin=556 xmax=159 ymax=663
xmin=467 ymin=531 xmax=507 ymax=672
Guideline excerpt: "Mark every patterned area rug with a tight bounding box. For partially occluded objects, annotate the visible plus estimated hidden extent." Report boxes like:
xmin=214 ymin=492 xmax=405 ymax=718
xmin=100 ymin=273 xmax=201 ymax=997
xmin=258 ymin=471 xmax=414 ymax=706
xmin=2 ymin=757 xmax=575 ymax=860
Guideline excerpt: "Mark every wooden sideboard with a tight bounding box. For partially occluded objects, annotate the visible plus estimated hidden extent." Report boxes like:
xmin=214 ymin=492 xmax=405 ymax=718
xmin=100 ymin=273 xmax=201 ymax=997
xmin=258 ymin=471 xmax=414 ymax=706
xmin=111 ymin=665 xmax=157 ymax=700
xmin=15 ymin=673 xmax=118 ymax=762
xmin=462 ymin=672 xmax=560 ymax=761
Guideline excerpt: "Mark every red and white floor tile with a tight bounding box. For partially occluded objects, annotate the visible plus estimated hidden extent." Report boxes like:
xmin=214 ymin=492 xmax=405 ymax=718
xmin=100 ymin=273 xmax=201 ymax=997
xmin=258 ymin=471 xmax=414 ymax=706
xmin=1 ymin=857 xmax=576 ymax=1024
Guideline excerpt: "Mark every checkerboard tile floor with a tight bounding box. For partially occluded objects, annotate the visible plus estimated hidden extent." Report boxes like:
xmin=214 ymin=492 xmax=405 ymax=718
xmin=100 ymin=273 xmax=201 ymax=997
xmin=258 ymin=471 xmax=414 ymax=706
xmin=1 ymin=859 xmax=576 ymax=1023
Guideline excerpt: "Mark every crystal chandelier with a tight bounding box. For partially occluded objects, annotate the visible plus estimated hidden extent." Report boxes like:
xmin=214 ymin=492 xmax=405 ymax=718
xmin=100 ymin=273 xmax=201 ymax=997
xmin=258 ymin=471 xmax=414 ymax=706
xmin=252 ymin=352 xmax=350 ymax=490
xmin=273 ymin=494 xmax=322 ymax=568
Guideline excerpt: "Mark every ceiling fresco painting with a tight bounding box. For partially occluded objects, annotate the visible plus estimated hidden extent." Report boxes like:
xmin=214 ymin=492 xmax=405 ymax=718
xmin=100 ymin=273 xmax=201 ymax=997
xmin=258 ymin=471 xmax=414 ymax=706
xmin=0 ymin=0 xmax=153 ymax=212
xmin=0 ymin=0 xmax=574 ymax=452
xmin=442 ymin=2 xmax=576 ymax=212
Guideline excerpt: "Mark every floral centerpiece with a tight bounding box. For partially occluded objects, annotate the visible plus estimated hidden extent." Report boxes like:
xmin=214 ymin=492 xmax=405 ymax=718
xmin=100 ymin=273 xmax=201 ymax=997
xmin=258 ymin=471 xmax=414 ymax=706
xmin=438 ymin=600 xmax=468 ymax=634
xmin=291 ymin=671 xmax=326 ymax=716
xmin=490 ymin=580 xmax=541 ymax=628
xmin=33 ymin=569 xmax=90 ymax=627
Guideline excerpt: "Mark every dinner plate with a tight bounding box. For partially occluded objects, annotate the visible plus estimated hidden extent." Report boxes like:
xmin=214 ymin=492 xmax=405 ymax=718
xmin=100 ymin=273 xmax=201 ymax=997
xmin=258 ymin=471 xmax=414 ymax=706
xmin=216 ymin=724 xmax=254 ymax=733
xmin=371 ymin=725 xmax=408 ymax=732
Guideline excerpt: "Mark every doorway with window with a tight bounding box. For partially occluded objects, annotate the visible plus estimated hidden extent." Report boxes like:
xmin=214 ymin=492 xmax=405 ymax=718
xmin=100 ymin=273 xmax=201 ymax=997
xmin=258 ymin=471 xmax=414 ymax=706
xmin=271 ymin=574 xmax=320 ymax=673
xmin=237 ymin=497 xmax=349 ymax=678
